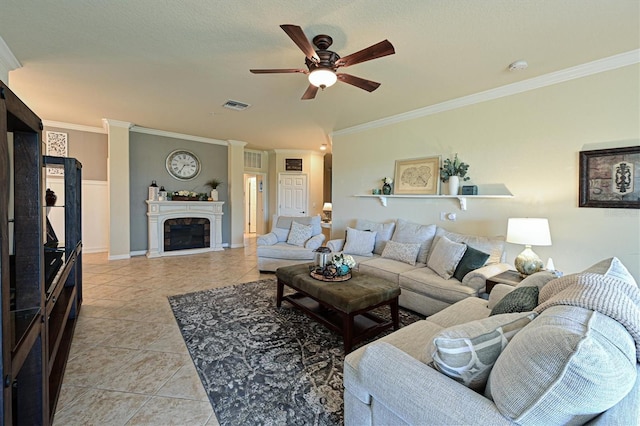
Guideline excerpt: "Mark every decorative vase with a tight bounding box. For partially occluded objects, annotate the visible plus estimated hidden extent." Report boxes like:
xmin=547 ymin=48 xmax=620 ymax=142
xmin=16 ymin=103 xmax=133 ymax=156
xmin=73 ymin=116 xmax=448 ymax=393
xmin=382 ymin=183 xmax=392 ymax=195
xmin=210 ymin=189 xmax=219 ymax=201
xmin=45 ymin=188 xmax=57 ymax=206
xmin=448 ymin=176 xmax=460 ymax=196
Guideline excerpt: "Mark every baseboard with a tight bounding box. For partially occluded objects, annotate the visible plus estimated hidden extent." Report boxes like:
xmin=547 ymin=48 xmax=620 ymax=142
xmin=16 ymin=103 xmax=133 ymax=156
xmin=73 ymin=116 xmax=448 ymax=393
xmin=83 ymin=247 xmax=108 ymax=254
xmin=130 ymin=250 xmax=147 ymax=257
xmin=108 ymin=253 xmax=131 ymax=260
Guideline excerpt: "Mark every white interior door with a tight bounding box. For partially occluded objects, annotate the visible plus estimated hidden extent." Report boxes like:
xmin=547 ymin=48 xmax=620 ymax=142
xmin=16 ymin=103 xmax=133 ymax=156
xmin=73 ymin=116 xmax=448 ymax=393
xmin=278 ymin=173 xmax=308 ymax=217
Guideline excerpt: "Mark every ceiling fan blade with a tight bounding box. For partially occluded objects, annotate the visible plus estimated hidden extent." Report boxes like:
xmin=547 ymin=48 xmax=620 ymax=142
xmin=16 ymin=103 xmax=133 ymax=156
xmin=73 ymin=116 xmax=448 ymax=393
xmin=301 ymin=84 xmax=318 ymax=100
xmin=336 ymin=40 xmax=395 ymax=68
xmin=336 ymin=73 xmax=381 ymax=92
xmin=250 ymin=68 xmax=307 ymax=74
xmin=280 ymin=24 xmax=319 ymax=63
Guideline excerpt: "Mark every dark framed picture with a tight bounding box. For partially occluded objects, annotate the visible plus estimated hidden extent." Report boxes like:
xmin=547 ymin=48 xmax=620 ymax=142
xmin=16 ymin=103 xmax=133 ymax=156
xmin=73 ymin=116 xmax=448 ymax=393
xmin=285 ymin=158 xmax=303 ymax=171
xmin=579 ymin=146 xmax=639 ymax=209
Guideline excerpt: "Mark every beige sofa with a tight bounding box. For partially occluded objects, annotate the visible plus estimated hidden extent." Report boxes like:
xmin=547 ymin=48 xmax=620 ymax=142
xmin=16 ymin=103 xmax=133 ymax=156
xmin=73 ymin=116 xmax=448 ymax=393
xmin=328 ymin=218 xmax=510 ymax=316
xmin=257 ymin=215 xmax=325 ymax=272
xmin=344 ymin=258 xmax=640 ymax=425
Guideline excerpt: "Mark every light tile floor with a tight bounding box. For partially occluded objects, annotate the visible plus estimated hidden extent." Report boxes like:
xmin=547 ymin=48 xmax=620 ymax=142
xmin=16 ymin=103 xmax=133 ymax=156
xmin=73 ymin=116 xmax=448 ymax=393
xmin=54 ymin=235 xmax=272 ymax=426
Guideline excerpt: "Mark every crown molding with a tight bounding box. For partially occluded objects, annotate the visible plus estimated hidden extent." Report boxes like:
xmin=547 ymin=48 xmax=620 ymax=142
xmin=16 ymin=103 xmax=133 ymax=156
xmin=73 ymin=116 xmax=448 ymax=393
xmin=42 ymin=120 xmax=106 ymax=134
xmin=333 ymin=49 xmax=640 ymax=137
xmin=0 ymin=36 xmax=21 ymax=79
xmin=102 ymin=118 xmax=134 ymax=129
xmin=130 ymin=125 xmax=228 ymax=146
xmin=227 ymin=139 xmax=248 ymax=147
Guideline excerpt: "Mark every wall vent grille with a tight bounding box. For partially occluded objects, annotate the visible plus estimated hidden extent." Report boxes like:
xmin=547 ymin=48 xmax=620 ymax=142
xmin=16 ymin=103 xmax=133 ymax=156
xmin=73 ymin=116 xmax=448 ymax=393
xmin=244 ymin=150 xmax=262 ymax=169
xmin=222 ymin=100 xmax=251 ymax=111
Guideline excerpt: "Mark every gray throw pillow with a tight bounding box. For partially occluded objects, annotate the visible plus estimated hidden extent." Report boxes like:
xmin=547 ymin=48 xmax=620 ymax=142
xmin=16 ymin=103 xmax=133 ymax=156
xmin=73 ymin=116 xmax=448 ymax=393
xmin=427 ymin=236 xmax=467 ymax=280
xmin=490 ymin=286 xmax=539 ymax=316
xmin=343 ymin=227 xmax=376 ymax=256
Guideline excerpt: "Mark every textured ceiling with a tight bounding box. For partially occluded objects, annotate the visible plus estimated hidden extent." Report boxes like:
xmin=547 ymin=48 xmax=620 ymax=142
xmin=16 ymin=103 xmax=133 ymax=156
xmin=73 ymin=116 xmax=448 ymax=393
xmin=1 ymin=1 xmax=638 ymax=152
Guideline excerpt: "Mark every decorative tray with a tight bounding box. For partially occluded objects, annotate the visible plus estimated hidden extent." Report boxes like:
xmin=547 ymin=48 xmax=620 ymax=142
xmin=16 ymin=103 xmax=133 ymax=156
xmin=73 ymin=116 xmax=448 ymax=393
xmin=310 ymin=271 xmax=352 ymax=282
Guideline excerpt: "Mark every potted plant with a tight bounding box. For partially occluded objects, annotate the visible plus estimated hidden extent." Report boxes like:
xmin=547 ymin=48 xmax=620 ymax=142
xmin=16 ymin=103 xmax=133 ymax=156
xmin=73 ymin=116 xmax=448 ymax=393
xmin=205 ymin=179 xmax=223 ymax=201
xmin=440 ymin=154 xmax=470 ymax=195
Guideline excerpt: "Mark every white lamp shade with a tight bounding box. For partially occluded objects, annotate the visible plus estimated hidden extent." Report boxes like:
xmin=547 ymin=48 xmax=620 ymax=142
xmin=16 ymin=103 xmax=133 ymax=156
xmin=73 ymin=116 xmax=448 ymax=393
xmin=308 ymin=69 xmax=337 ymax=88
xmin=322 ymin=202 xmax=332 ymax=211
xmin=506 ymin=218 xmax=552 ymax=246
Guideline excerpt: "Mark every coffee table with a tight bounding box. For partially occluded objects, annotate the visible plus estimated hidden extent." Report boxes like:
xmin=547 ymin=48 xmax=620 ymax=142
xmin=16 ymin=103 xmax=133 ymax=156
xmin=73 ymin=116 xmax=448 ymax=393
xmin=276 ymin=264 xmax=400 ymax=353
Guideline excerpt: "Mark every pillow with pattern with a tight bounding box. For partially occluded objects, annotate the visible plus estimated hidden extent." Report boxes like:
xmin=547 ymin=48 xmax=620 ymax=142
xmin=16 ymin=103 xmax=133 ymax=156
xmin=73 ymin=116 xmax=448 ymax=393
xmin=429 ymin=312 xmax=536 ymax=392
xmin=490 ymin=286 xmax=539 ymax=316
xmin=381 ymin=240 xmax=421 ymax=265
xmin=286 ymin=221 xmax=313 ymax=246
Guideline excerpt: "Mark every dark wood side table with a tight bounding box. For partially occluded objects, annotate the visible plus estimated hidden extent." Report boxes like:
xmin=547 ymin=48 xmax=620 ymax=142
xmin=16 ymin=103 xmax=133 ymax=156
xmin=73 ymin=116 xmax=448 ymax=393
xmin=485 ymin=270 xmax=524 ymax=294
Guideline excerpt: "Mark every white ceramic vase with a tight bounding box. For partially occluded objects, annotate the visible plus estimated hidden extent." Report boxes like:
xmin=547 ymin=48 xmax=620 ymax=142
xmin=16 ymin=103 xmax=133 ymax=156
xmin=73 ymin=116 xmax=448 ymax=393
xmin=210 ymin=189 xmax=219 ymax=201
xmin=448 ymin=176 xmax=460 ymax=195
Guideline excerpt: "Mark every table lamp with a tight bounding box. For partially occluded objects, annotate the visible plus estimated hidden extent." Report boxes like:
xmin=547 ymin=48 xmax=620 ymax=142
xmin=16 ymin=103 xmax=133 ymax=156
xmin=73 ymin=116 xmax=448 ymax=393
xmin=322 ymin=202 xmax=332 ymax=222
xmin=506 ymin=218 xmax=552 ymax=277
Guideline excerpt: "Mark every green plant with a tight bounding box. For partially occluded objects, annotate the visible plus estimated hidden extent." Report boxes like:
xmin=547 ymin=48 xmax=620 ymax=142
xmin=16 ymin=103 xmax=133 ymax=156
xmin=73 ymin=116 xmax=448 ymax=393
xmin=440 ymin=154 xmax=471 ymax=182
xmin=205 ymin=179 xmax=222 ymax=190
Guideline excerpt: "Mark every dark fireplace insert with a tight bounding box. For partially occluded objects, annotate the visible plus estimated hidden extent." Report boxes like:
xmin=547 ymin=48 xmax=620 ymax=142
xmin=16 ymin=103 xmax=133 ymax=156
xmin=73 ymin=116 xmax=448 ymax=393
xmin=164 ymin=218 xmax=210 ymax=252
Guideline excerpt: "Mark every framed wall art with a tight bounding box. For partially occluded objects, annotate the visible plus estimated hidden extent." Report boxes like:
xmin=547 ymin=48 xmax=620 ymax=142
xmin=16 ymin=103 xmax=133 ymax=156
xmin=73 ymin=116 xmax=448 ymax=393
xmin=579 ymin=146 xmax=639 ymax=209
xmin=46 ymin=131 xmax=68 ymax=176
xmin=285 ymin=158 xmax=303 ymax=172
xmin=393 ymin=156 xmax=441 ymax=195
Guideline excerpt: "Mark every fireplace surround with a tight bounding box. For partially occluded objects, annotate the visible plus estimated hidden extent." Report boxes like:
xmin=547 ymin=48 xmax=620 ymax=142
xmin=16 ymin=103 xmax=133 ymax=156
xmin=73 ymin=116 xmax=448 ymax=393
xmin=146 ymin=200 xmax=224 ymax=258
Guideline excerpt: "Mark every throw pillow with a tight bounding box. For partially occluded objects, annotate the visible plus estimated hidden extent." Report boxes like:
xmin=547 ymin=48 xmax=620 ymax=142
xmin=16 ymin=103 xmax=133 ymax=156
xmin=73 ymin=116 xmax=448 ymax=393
xmin=343 ymin=227 xmax=377 ymax=256
xmin=429 ymin=312 xmax=536 ymax=392
xmin=355 ymin=219 xmax=396 ymax=255
xmin=286 ymin=221 xmax=312 ymax=246
xmin=427 ymin=236 xmax=467 ymax=280
xmin=486 ymin=306 xmax=636 ymax=424
xmin=391 ymin=219 xmax=436 ymax=264
xmin=583 ymin=257 xmax=637 ymax=287
xmin=380 ymin=240 xmax=421 ymax=266
xmin=453 ymin=245 xmax=490 ymax=281
xmin=490 ymin=286 xmax=539 ymax=316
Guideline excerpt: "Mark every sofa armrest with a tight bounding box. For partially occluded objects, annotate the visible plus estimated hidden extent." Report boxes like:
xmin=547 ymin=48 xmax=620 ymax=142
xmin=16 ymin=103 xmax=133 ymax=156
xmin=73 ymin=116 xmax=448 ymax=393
xmin=305 ymin=233 xmax=325 ymax=250
xmin=257 ymin=232 xmax=278 ymax=246
xmin=358 ymin=342 xmax=510 ymax=425
xmin=326 ymin=238 xmax=345 ymax=253
xmin=462 ymin=262 xmax=511 ymax=292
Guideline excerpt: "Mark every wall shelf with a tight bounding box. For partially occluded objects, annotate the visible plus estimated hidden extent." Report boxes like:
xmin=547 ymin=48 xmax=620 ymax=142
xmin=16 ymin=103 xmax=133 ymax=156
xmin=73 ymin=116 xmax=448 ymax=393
xmin=354 ymin=185 xmax=513 ymax=210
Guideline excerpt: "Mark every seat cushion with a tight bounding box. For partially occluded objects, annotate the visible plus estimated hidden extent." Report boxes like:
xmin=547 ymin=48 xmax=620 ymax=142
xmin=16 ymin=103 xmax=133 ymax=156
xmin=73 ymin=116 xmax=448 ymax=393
xmin=257 ymin=242 xmax=315 ymax=260
xmin=358 ymin=257 xmax=423 ymax=285
xmin=399 ymin=267 xmax=477 ymax=305
xmin=486 ymin=305 xmax=637 ymax=424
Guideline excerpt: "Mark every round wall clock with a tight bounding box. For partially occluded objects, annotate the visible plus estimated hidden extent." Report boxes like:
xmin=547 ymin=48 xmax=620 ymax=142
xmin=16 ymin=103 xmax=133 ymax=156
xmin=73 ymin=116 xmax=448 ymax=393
xmin=166 ymin=149 xmax=201 ymax=181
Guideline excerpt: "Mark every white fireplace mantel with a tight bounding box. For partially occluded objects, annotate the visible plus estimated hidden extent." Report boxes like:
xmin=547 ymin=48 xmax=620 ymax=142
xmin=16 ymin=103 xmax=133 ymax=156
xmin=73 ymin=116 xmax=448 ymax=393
xmin=146 ymin=200 xmax=224 ymax=258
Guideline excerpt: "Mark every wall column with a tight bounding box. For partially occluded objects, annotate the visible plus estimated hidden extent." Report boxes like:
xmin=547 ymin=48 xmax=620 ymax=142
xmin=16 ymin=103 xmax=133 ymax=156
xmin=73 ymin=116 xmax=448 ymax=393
xmin=0 ymin=35 xmax=22 ymax=85
xmin=227 ymin=140 xmax=246 ymax=248
xmin=103 ymin=119 xmax=133 ymax=259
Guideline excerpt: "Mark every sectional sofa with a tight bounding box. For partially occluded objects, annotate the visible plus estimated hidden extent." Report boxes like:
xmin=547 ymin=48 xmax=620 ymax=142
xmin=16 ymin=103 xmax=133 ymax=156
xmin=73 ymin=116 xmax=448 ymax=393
xmin=327 ymin=218 xmax=510 ymax=316
xmin=345 ymin=257 xmax=640 ymax=425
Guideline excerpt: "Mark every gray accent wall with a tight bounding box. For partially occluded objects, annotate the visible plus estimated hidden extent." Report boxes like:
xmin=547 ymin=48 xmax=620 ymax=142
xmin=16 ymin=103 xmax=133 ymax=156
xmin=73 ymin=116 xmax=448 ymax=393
xmin=129 ymin=132 xmax=229 ymax=252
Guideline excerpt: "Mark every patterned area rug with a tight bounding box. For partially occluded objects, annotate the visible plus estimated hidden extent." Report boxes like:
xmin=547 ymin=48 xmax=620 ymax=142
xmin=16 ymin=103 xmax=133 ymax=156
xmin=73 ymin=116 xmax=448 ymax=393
xmin=168 ymin=278 xmax=423 ymax=426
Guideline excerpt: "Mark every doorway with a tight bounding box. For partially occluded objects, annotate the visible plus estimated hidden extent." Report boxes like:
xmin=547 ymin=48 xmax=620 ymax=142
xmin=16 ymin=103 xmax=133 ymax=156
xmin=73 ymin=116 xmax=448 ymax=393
xmin=244 ymin=173 xmax=266 ymax=234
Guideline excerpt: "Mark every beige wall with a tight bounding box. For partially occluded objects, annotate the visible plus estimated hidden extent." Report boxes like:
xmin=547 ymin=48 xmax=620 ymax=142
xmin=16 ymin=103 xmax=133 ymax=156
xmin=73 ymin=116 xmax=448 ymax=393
xmin=332 ymin=64 xmax=640 ymax=281
xmin=44 ymin=126 xmax=107 ymax=181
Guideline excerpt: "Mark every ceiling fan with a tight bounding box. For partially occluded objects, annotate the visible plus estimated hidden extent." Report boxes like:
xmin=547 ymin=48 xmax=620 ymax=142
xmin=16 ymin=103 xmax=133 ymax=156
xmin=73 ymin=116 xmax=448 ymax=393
xmin=250 ymin=24 xmax=395 ymax=100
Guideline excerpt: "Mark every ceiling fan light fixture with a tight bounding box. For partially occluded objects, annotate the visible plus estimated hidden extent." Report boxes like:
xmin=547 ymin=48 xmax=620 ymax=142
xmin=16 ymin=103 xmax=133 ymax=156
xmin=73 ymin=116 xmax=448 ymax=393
xmin=308 ymin=68 xmax=337 ymax=89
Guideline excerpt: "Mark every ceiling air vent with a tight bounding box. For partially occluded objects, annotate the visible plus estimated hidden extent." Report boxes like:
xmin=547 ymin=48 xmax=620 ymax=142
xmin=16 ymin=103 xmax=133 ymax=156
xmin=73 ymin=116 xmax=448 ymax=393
xmin=222 ymin=100 xmax=251 ymax=111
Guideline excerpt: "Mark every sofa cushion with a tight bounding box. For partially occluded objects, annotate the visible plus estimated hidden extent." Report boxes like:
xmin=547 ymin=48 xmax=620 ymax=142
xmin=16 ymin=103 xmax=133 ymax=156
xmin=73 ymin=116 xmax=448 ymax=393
xmin=359 ymin=257 xmax=423 ymax=285
xmin=287 ymin=221 xmax=313 ymax=246
xmin=453 ymin=245 xmax=490 ymax=282
xmin=490 ymin=286 xmax=539 ymax=316
xmin=391 ymin=219 xmax=436 ymax=264
xmin=427 ymin=236 xmax=467 ymax=280
xmin=486 ymin=306 xmax=637 ymax=424
xmin=381 ymin=240 xmax=421 ymax=266
xmin=304 ymin=234 xmax=325 ymax=250
xmin=256 ymin=242 xmax=316 ymax=260
xmin=433 ymin=227 xmax=504 ymax=265
xmin=399 ymin=267 xmax=477 ymax=305
xmin=515 ymin=270 xmax=558 ymax=291
xmin=343 ymin=227 xmax=377 ymax=257
xmin=355 ymin=219 xmax=396 ymax=255
xmin=429 ymin=312 xmax=536 ymax=392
